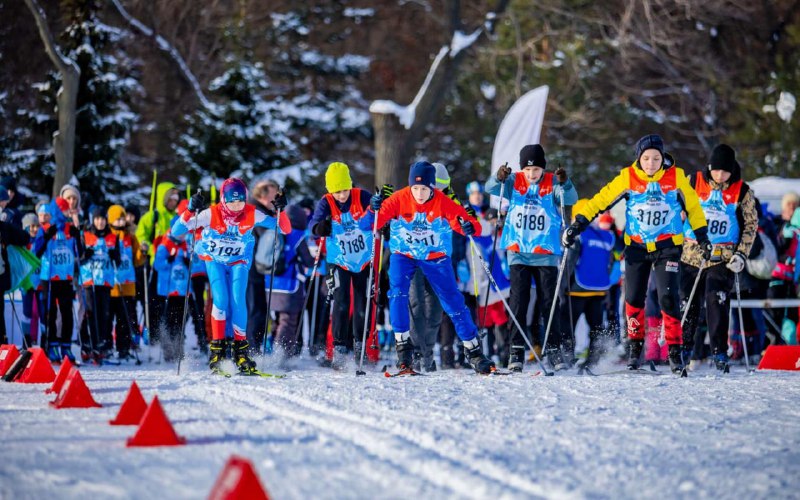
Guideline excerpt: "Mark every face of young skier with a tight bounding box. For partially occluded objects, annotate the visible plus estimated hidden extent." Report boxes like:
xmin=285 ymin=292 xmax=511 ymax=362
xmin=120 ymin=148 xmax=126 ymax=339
xmin=522 ymin=166 xmax=544 ymax=184
xmin=332 ymin=189 xmax=351 ymax=204
xmin=93 ymin=216 xmax=107 ymax=231
xmin=411 ymin=185 xmax=432 ymax=204
xmin=710 ymin=169 xmax=731 ymax=184
xmin=225 ymin=200 xmax=245 ymax=212
xmin=639 ymin=149 xmax=663 ymax=176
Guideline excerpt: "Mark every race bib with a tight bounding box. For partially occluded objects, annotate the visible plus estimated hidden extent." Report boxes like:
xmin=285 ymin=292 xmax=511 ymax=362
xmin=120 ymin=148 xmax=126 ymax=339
xmin=336 ymin=230 xmax=368 ymax=258
xmin=632 ymin=201 xmax=672 ymax=233
xmin=205 ymin=238 xmax=245 ymax=258
xmin=509 ymin=204 xmax=550 ymax=237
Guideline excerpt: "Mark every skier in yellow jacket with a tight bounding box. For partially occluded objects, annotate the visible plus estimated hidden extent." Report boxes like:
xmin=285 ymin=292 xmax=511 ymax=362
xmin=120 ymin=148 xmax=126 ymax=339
xmin=563 ymin=134 xmax=710 ymax=375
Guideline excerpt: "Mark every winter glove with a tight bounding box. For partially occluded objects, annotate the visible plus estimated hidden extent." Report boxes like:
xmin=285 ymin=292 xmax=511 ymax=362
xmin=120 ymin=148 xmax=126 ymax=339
xmin=464 ymin=205 xmax=478 ymax=220
xmin=496 ymin=165 xmax=513 ymax=183
xmin=443 ymin=186 xmax=460 ymax=203
xmin=698 ymin=238 xmax=713 ymax=262
xmin=371 ymin=184 xmax=394 ymax=212
xmin=325 ymin=268 xmax=339 ymax=293
xmin=459 ymin=217 xmax=476 ymax=236
xmin=272 ymin=189 xmax=288 ymax=211
xmin=726 ymin=251 xmax=746 ymax=274
xmin=315 ymin=217 xmax=332 ymax=237
xmin=109 ymin=243 xmax=121 ymax=265
xmin=167 ymin=253 xmax=176 ymax=263
xmin=183 ymin=256 xmax=192 ymax=267
xmin=45 ymin=225 xmax=58 ymax=240
xmin=83 ymin=248 xmax=95 ymax=260
xmin=561 ymin=222 xmax=581 ymax=247
xmin=188 ymin=192 xmax=207 ymax=213
xmin=555 ymin=167 xmax=568 ymax=184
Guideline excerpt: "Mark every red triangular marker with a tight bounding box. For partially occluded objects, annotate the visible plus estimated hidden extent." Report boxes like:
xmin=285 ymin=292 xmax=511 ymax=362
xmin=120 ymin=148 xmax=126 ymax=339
xmin=110 ymin=381 xmax=148 ymax=425
xmin=46 ymin=356 xmax=75 ymax=394
xmin=49 ymin=368 xmax=102 ymax=408
xmin=0 ymin=344 xmax=20 ymax=377
xmin=16 ymin=347 xmax=56 ymax=384
xmin=208 ymin=455 xmax=271 ymax=500
xmin=758 ymin=345 xmax=800 ymax=371
xmin=126 ymin=396 xmax=186 ymax=447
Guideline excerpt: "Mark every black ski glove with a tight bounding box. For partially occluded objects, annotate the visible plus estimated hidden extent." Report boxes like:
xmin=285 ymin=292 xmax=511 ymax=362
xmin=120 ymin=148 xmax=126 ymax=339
xmin=188 ymin=192 xmax=207 ymax=213
xmin=459 ymin=217 xmax=476 ymax=236
xmin=272 ymin=189 xmax=288 ymax=211
xmin=371 ymin=184 xmax=394 ymax=212
xmin=315 ymin=217 xmax=332 ymax=237
xmin=698 ymin=238 xmax=713 ymax=261
xmin=45 ymin=224 xmax=58 ymax=240
xmin=83 ymin=248 xmax=95 ymax=260
xmin=464 ymin=205 xmax=478 ymax=219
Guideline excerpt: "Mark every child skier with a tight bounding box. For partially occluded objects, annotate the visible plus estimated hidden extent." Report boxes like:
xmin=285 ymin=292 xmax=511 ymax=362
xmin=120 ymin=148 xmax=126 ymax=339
xmin=308 ymin=162 xmax=375 ymax=369
xmin=564 ymin=134 xmax=710 ymax=375
xmin=171 ymin=178 xmax=290 ymax=375
xmin=680 ymin=144 xmax=758 ymax=371
xmin=80 ymin=207 xmax=121 ymax=361
xmin=108 ymin=205 xmax=144 ymax=361
xmin=485 ymin=144 xmax=578 ymax=372
xmin=362 ymin=161 xmax=494 ymax=374
xmin=34 ymin=197 xmax=83 ymax=362
xmin=154 ymin=226 xmax=191 ymax=362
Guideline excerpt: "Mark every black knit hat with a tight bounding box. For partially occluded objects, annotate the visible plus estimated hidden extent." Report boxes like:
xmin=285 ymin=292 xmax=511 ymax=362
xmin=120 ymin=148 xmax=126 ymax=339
xmin=634 ymin=134 xmax=664 ymax=160
xmin=519 ymin=144 xmax=547 ymax=169
xmin=708 ymin=144 xmax=738 ymax=173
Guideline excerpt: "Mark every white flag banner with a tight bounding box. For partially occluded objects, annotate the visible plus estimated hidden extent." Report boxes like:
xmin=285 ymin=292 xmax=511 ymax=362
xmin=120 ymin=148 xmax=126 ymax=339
xmin=488 ymin=85 xmax=549 ymax=210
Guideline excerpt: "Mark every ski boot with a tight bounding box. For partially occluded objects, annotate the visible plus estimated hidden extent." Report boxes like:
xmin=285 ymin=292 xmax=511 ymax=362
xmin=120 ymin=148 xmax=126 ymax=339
xmin=412 ymin=351 xmax=423 ymax=372
xmin=627 ymin=340 xmax=644 ymax=370
xmin=713 ymin=353 xmax=730 ymax=373
xmin=545 ymin=348 xmax=567 ymax=371
xmin=668 ymin=345 xmax=687 ymax=376
xmin=440 ymin=344 xmax=455 ymax=369
xmin=233 ymin=340 xmax=258 ymax=374
xmin=394 ymin=333 xmax=415 ymax=371
xmin=60 ymin=343 xmax=76 ymax=364
xmin=208 ymin=339 xmax=227 ymax=373
xmin=47 ymin=344 xmax=61 ymax=363
xmin=464 ymin=339 xmax=495 ymax=374
xmin=331 ymin=345 xmax=349 ymax=371
xmin=508 ymin=346 xmax=525 ymax=372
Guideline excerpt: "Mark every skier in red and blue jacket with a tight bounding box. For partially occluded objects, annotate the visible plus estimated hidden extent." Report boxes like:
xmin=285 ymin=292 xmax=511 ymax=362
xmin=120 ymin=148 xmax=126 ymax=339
xmin=361 ymin=161 xmax=495 ymax=374
xmin=172 ymin=178 xmax=290 ymax=375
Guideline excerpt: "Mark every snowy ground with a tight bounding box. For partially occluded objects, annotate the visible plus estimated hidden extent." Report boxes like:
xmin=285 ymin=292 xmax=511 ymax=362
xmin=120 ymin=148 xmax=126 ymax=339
xmin=1 ymin=348 xmax=799 ymax=500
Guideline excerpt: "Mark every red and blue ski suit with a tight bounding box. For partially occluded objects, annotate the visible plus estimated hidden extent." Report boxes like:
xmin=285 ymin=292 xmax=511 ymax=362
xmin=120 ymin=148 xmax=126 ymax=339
xmin=360 ymin=188 xmax=482 ymax=342
xmin=172 ymin=204 xmax=290 ymax=341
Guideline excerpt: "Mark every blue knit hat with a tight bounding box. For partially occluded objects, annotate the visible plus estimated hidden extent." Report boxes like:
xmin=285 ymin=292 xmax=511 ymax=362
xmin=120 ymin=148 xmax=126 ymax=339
xmin=408 ymin=161 xmax=436 ymax=190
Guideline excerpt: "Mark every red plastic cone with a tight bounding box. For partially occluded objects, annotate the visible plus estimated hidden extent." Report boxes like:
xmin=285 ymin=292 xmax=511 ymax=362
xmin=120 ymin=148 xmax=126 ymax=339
xmin=208 ymin=455 xmax=271 ymax=500
xmin=126 ymin=396 xmax=186 ymax=447
xmin=758 ymin=345 xmax=800 ymax=371
xmin=0 ymin=344 xmax=20 ymax=377
xmin=16 ymin=347 xmax=56 ymax=384
xmin=46 ymin=356 xmax=75 ymax=394
xmin=49 ymin=368 xmax=102 ymax=408
xmin=110 ymin=381 xmax=148 ymax=425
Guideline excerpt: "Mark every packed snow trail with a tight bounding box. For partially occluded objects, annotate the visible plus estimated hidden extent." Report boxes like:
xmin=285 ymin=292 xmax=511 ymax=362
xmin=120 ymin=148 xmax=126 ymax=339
xmin=1 ymin=358 xmax=799 ymax=499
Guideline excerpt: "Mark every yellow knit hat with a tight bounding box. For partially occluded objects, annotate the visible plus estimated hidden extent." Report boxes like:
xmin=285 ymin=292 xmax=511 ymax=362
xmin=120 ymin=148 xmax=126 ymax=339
xmin=325 ymin=162 xmax=353 ymax=193
xmin=107 ymin=205 xmax=127 ymax=224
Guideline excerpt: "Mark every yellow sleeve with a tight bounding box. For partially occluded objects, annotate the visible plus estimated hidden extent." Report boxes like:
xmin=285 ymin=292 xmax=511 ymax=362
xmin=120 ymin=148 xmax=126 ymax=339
xmin=677 ymin=169 xmax=707 ymax=231
xmin=576 ymin=169 xmax=630 ymax=222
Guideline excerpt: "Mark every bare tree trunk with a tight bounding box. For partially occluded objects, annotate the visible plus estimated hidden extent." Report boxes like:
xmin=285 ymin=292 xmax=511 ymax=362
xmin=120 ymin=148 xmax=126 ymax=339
xmin=370 ymin=0 xmax=508 ymax=188
xmin=24 ymin=0 xmax=80 ymax=198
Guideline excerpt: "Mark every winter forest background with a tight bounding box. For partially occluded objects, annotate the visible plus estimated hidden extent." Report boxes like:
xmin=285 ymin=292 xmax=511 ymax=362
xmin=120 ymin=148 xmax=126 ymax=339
xmin=1 ymin=0 xmax=798 ymax=206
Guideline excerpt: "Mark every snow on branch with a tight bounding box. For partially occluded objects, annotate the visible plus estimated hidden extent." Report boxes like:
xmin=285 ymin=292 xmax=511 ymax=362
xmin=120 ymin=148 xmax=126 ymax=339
xmin=369 ymin=46 xmax=448 ymax=129
xmin=110 ymin=0 xmax=210 ymax=109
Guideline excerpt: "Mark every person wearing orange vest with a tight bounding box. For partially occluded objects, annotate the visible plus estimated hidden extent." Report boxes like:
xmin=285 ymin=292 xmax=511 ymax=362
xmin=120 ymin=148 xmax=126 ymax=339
xmin=79 ymin=207 xmax=121 ymax=363
xmin=564 ymin=134 xmax=710 ymax=375
xmin=108 ymin=205 xmax=145 ymax=362
xmin=308 ymin=162 xmax=375 ymax=370
xmin=171 ymin=178 xmax=290 ymax=375
xmin=680 ymin=144 xmax=758 ymax=371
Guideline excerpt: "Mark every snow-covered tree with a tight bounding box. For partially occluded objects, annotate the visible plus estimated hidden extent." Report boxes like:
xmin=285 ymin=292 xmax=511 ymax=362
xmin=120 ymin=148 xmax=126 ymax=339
xmin=18 ymin=0 xmax=140 ymax=204
xmin=174 ymin=59 xmax=299 ymax=185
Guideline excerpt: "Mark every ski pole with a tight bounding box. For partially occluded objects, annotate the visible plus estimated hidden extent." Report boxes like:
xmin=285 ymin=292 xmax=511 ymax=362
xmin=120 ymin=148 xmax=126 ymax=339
xmin=734 ymin=272 xmax=753 ymax=373
xmin=111 ymin=260 xmax=143 ymax=365
xmin=463 ymin=227 xmax=553 ymax=376
xmin=357 ymin=197 xmax=382 ymax=376
xmin=262 ymin=204 xmax=284 ymax=354
xmin=541 ymin=244 xmax=569 ymax=358
xmin=680 ymin=259 xmax=706 ymax=328
xmin=177 ymin=191 xmax=201 ymax=375
xmin=74 ymin=238 xmax=100 ymax=361
xmin=558 ymin=183 xmax=575 ymax=356
xmin=480 ymin=179 xmax=505 ymax=332
xmin=6 ymin=292 xmax=27 ymax=349
xmin=293 ymin=237 xmax=325 ymax=348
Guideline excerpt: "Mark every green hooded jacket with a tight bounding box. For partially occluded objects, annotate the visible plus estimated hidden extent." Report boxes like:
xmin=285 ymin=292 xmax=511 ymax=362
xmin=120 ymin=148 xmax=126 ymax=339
xmin=136 ymin=181 xmax=178 ymax=262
